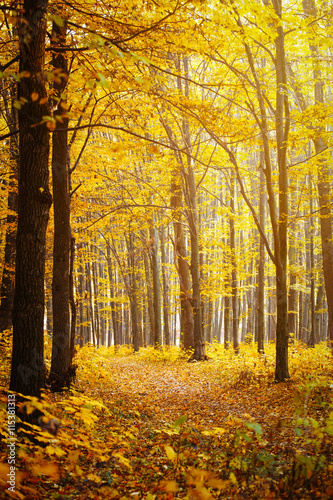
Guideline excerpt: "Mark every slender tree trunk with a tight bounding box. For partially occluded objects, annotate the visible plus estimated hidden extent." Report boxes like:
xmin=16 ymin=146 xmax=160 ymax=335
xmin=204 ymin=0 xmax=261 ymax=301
xmin=257 ymin=160 xmax=265 ymax=353
xmin=0 ymin=86 xmax=18 ymax=333
xmin=314 ymin=285 xmax=324 ymax=344
xmin=230 ymin=173 xmax=239 ymax=353
xmin=69 ymin=236 xmax=76 ymax=359
xmin=143 ymin=250 xmax=154 ymax=344
xmin=161 ymin=228 xmax=171 ymax=345
xmin=92 ymin=259 xmax=100 ymax=348
xmin=10 ymin=0 xmax=51 ymax=397
xmin=106 ymin=243 xmax=120 ymax=347
xmin=224 ymin=295 xmax=230 ymax=348
xmin=78 ymin=259 xmax=84 ymax=347
xmin=86 ymin=261 xmax=95 ymax=345
xmin=127 ymin=232 xmax=141 ymax=351
xmin=49 ymin=19 xmax=72 ymax=390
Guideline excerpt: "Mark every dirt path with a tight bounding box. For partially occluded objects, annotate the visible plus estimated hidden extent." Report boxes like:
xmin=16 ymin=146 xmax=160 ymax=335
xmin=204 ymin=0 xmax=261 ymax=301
xmin=93 ymin=357 xmax=297 ymax=435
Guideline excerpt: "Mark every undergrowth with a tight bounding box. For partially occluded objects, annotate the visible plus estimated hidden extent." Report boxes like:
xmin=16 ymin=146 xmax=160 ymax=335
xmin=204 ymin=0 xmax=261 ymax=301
xmin=0 ymin=337 xmax=332 ymax=499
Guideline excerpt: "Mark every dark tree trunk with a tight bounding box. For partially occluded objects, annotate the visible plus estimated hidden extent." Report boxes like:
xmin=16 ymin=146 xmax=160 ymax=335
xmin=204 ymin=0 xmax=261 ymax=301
xmin=78 ymin=259 xmax=84 ymax=347
xmin=0 ymin=184 xmax=18 ymax=333
xmin=69 ymin=236 xmax=76 ymax=359
xmin=10 ymin=0 xmax=51 ymax=398
xmin=49 ymin=20 xmax=72 ymax=390
xmin=0 ymin=88 xmax=18 ymax=334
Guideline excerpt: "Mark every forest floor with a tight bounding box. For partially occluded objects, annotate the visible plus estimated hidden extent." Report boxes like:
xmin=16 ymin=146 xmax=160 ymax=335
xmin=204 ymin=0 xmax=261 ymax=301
xmin=1 ymin=340 xmax=333 ymax=499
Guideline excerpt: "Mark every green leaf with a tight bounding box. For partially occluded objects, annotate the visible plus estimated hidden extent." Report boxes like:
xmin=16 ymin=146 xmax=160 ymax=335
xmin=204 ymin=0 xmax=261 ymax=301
xmin=171 ymin=415 xmax=187 ymax=427
xmin=53 ymin=14 xmax=64 ymax=27
xmin=245 ymin=422 xmax=262 ymax=436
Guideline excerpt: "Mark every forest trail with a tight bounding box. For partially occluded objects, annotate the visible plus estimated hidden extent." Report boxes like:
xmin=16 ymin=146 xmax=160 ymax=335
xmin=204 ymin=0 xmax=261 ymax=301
xmin=82 ymin=355 xmax=298 ymax=440
xmin=1 ymin=345 xmax=332 ymax=499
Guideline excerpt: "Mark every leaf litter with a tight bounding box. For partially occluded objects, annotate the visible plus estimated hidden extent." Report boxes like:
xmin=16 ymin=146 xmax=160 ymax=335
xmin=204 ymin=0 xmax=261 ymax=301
xmin=0 ymin=341 xmax=333 ymax=499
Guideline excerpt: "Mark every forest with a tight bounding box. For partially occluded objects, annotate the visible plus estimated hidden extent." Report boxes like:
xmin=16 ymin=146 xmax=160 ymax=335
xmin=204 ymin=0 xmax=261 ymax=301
xmin=0 ymin=0 xmax=333 ymax=498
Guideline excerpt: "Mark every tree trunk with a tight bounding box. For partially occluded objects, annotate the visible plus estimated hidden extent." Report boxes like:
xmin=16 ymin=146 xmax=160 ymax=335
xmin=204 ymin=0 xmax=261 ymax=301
xmin=10 ymin=0 xmax=51 ymax=397
xmin=257 ymin=159 xmax=265 ymax=353
xmin=168 ymin=146 xmax=194 ymax=349
xmin=49 ymin=20 xmax=72 ymax=390
xmin=92 ymin=259 xmax=100 ymax=347
xmin=127 ymin=232 xmax=141 ymax=351
xmin=0 ymin=84 xmax=18 ymax=334
xmin=106 ymin=243 xmax=120 ymax=347
xmin=161 ymin=228 xmax=171 ymax=345
xmin=230 ymin=173 xmax=239 ymax=353
xmin=182 ymin=57 xmax=204 ymax=360
xmin=149 ymin=227 xmax=162 ymax=347
xmin=86 ymin=260 xmax=95 ymax=345
xmin=78 ymin=259 xmax=84 ymax=347
xmin=69 ymin=236 xmax=76 ymax=359
xmin=224 ymin=295 xmax=230 ymax=348
xmin=143 ymin=243 xmax=154 ymax=344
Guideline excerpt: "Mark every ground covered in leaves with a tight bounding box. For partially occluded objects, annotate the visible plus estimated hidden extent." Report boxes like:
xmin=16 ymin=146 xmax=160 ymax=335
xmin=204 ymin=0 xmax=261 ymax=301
xmin=1 ymin=340 xmax=333 ymax=499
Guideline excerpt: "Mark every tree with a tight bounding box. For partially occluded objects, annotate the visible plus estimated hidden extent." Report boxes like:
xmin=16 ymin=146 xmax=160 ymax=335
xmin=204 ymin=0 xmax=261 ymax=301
xmin=302 ymin=0 xmax=333 ymax=348
xmin=49 ymin=18 xmax=72 ymax=391
xmin=0 ymin=84 xmax=18 ymax=334
xmin=10 ymin=0 xmax=52 ymax=397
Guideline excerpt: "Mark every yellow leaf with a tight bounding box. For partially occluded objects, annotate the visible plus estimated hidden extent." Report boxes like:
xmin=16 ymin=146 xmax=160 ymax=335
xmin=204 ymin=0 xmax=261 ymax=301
xmin=31 ymin=462 xmax=60 ymax=481
xmin=75 ymin=464 xmax=83 ymax=476
xmin=45 ymin=445 xmax=66 ymax=457
xmin=206 ymin=477 xmax=230 ymax=490
xmin=87 ymin=473 xmax=101 ymax=483
xmin=46 ymin=120 xmax=56 ymax=131
xmin=159 ymin=480 xmax=179 ymax=493
xmin=188 ymin=485 xmax=212 ymax=500
xmin=31 ymin=92 xmax=39 ymax=101
xmin=229 ymin=472 xmax=237 ymax=484
xmin=113 ymin=452 xmax=132 ymax=469
xmin=68 ymin=449 xmax=80 ymax=464
xmin=164 ymin=445 xmax=176 ymax=461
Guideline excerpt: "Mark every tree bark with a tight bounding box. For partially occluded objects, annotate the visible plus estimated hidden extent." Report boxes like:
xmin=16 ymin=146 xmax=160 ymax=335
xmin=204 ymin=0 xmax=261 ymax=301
xmin=0 ymin=84 xmax=18 ymax=334
xmin=267 ymin=0 xmax=290 ymax=381
xmin=257 ymin=159 xmax=265 ymax=353
xmin=106 ymin=243 xmax=120 ymax=347
xmin=69 ymin=236 xmax=76 ymax=359
xmin=50 ymin=19 xmax=72 ymax=390
xmin=166 ymin=126 xmax=194 ymax=349
xmin=127 ymin=232 xmax=141 ymax=351
xmin=143 ymin=239 xmax=155 ymax=344
xmin=230 ymin=173 xmax=239 ymax=353
xmin=160 ymin=228 xmax=171 ymax=345
xmin=149 ymin=225 xmax=162 ymax=346
xmin=10 ymin=0 xmax=51 ymax=397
